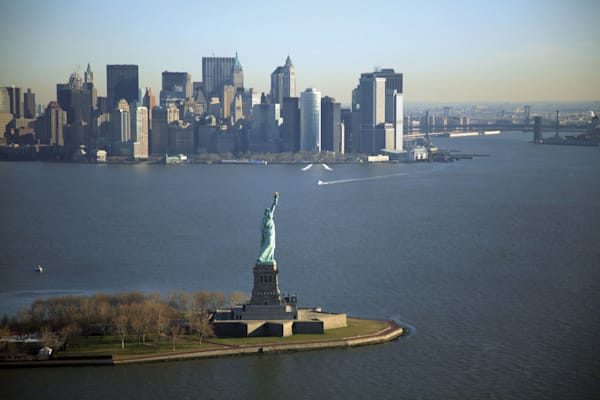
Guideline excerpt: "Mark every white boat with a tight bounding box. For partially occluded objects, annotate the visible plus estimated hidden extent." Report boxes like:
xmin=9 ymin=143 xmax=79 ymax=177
xmin=35 ymin=265 xmax=43 ymax=272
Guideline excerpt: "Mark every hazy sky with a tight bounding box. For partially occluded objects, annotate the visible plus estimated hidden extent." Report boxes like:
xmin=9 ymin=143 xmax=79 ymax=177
xmin=1 ymin=0 xmax=598 ymax=106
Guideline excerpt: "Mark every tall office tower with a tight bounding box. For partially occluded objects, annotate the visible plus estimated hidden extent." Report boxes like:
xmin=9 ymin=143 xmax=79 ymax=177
xmin=300 ymin=88 xmax=321 ymax=152
xmin=142 ymin=88 xmax=156 ymax=130
xmin=0 ymin=88 xmax=10 ymax=113
xmin=160 ymin=71 xmax=192 ymax=106
xmin=23 ymin=88 xmax=36 ymax=118
xmin=321 ymin=96 xmax=342 ymax=153
xmin=393 ymin=92 xmax=403 ymax=151
xmin=107 ymin=65 xmax=139 ymax=111
xmin=56 ymin=72 xmax=93 ymax=126
xmin=232 ymin=52 xmax=244 ymax=91
xmin=358 ymin=74 xmax=386 ymax=154
xmin=111 ymin=99 xmax=131 ymax=143
xmin=202 ymin=55 xmax=242 ymax=99
xmin=281 ymin=97 xmax=300 ymax=152
xmin=84 ymin=63 xmax=97 ymax=109
xmin=357 ymin=68 xmax=404 ymax=154
xmin=130 ymin=103 xmax=148 ymax=159
xmin=44 ymin=101 xmax=67 ymax=146
xmin=270 ymin=56 xmax=296 ymax=105
xmin=150 ymin=107 xmax=168 ymax=155
xmin=7 ymin=86 xmax=22 ymax=117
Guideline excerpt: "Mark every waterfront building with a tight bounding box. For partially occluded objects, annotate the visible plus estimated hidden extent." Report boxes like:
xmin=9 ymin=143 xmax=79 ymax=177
xmin=107 ymin=65 xmax=139 ymax=111
xmin=23 ymin=88 xmax=35 ymax=118
xmin=270 ymin=56 xmax=296 ymax=106
xmin=300 ymin=88 xmax=321 ymax=152
xmin=321 ymin=96 xmax=342 ymax=153
xmin=150 ymin=105 xmax=179 ymax=155
xmin=357 ymin=68 xmax=404 ymax=154
xmin=281 ymin=97 xmax=300 ymax=153
xmin=168 ymin=121 xmax=194 ymax=154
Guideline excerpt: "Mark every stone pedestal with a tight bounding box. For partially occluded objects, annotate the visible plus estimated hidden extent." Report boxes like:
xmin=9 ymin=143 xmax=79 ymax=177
xmin=251 ymin=263 xmax=282 ymax=306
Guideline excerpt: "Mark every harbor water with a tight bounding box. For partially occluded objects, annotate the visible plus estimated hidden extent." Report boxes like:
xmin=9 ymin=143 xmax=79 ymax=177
xmin=0 ymin=132 xmax=599 ymax=399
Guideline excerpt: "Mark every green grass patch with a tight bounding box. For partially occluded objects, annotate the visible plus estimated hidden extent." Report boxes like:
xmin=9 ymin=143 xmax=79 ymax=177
xmin=58 ymin=335 xmax=222 ymax=360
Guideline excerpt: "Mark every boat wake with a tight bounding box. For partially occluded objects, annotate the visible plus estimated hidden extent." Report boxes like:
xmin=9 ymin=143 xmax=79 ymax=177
xmin=317 ymin=172 xmax=408 ymax=186
xmin=322 ymin=163 xmax=333 ymax=171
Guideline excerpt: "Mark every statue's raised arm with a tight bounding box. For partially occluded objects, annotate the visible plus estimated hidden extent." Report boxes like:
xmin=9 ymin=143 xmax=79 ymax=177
xmin=270 ymin=192 xmax=279 ymax=213
xmin=257 ymin=192 xmax=279 ymax=265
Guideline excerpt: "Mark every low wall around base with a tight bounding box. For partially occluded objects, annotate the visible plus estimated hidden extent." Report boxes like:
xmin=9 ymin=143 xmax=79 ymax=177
xmin=293 ymin=320 xmax=324 ymax=334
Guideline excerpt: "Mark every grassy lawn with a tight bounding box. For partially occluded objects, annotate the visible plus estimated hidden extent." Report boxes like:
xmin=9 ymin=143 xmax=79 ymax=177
xmin=59 ymin=336 xmax=222 ymax=360
xmin=56 ymin=318 xmax=389 ymax=359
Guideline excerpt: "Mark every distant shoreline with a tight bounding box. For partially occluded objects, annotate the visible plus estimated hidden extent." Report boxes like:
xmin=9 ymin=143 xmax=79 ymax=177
xmin=0 ymin=319 xmax=403 ymax=369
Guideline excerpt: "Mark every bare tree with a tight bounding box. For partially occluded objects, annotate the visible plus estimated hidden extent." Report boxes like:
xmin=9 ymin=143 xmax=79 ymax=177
xmin=114 ymin=305 xmax=130 ymax=350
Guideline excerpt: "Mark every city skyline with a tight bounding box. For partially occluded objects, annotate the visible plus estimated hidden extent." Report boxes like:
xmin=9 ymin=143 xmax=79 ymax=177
xmin=1 ymin=0 xmax=598 ymax=106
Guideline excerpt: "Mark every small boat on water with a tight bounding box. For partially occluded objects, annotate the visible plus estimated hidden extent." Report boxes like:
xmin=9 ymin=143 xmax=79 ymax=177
xmin=35 ymin=265 xmax=43 ymax=272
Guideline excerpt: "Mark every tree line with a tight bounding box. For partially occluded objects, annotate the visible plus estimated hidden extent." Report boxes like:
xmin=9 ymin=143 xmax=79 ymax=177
xmin=0 ymin=290 xmax=249 ymax=351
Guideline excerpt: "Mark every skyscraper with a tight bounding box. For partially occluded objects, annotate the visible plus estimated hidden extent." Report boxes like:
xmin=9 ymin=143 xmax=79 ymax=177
xmin=143 ymin=88 xmax=156 ymax=130
xmin=44 ymin=101 xmax=67 ymax=146
xmin=281 ymin=97 xmax=300 ymax=153
xmin=300 ymin=88 xmax=321 ymax=152
xmin=131 ymin=103 xmax=148 ymax=159
xmin=84 ymin=63 xmax=97 ymax=109
xmin=6 ymin=86 xmax=22 ymax=118
xmin=23 ymin=88 xmax=35 ymax=118
xmin=107 ymin=65 xmax=139 ymax=111
xmin=111 ymin=99 xmax=131 ymax=143
xmin=321 ymin=96 xmax=342 ymax=153
xmin=202 ymin=54 xmax=243 ymax=100
xmin=357 ymin=68 xmax=404 ymax=154
xmin=270 ymin=56 xmax=296 ymax=105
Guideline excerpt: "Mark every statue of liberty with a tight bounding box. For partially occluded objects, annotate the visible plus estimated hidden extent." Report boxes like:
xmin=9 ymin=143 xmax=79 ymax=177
xmin=257 ymin=192 xmax=279 ymax=264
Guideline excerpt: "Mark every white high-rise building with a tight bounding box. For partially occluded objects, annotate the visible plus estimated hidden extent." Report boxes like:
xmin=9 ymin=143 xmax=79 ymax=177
xmin=393 ymin=92 xmax=403 ymax=151
xmin=131 ymin=103 xmax=149 ymax=159
xmin=300 ymin=88 xmax=321 ymax=152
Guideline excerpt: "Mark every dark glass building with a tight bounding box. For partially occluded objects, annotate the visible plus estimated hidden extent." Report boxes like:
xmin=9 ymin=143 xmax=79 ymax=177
xmin=107 ymin=65 xmax=139 ymax=111
xmin=321 ymin=96 xmax=342 ymax=153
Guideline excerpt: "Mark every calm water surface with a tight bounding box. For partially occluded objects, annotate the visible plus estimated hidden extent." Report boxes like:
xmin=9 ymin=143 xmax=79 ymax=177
xmin=1 ymin=133 xmax=599 ymax=399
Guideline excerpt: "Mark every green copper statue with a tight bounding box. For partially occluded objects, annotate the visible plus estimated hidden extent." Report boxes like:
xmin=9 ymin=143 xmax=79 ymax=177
xmin=257 ymin=192 xmax=279 ymax=264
